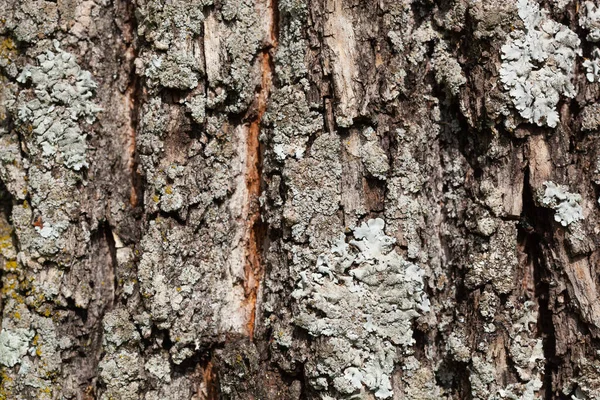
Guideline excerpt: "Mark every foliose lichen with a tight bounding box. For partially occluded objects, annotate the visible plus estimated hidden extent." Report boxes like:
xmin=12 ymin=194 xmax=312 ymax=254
xmin=499 ymin=0 xmax=581 ymax=127
xmin=292 ymin=218 xmax=429 ymax=399
xmin=541 ymin=181 xmax=584 ymax=226
xmin=15 ymin=41 xmax=101 ymax=170
xmin=0 ymin=327 xmax=34 ymax=368
xmin=580 ymin=2 xmax=600 ymax=42
xmin=583 ymin=49 xmax=600 ymax=83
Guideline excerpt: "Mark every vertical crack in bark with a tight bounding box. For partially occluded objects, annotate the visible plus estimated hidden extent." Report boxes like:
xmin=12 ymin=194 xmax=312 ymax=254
xmin=519 ymin=166 xmax=558 ymax=399
xmin=102 ymin=221 xmax=118 ymax=307
xmin=0 ymin=181 xmax=15 ymax=326
xmin=202 ymin=359 xmax=219 ymax=400
xmin=241 ymin=0 xmax=278 ymax=339
xmin=123 ymin=0 xmax=143 ymax=208
xmin=125 ymin=81 xmax=142 ymax=208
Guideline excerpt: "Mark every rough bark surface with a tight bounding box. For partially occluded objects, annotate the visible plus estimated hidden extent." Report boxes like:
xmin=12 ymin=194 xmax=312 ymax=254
xmin=2 ymin=0 xmax=600 ymax=399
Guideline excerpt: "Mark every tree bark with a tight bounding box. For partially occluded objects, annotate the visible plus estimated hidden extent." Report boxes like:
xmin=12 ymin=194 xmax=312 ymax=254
xmin=1 ymin=0 xmax=600 ymax=399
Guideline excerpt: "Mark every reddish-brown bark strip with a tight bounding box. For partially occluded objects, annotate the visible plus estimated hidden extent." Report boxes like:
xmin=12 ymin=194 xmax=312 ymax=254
xmin=243 ymin=0 xmax=278 ymax=339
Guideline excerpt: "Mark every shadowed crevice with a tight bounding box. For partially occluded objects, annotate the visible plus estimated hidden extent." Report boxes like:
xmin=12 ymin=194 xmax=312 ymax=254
xmin=519 ymin=166 xmax=559 ymax=400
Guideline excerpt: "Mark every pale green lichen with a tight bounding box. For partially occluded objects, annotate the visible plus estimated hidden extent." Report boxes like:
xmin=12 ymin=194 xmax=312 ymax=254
xmin=500 ymin=0 xmax=580 ymax=127
xmin=292 ymin=218 xmax=429 ymax=399
xmin=541 ymin=181 xmax=584 ymax=226
xmin=580 ymin=2 xmax=600 ymax=42
xmin=583 ymin=49 xmax=600 ymax=83
xmin=0 ymin=327 xmax=34 ymax=367
xmin=15 ymin=41 xmax=101 ymax=170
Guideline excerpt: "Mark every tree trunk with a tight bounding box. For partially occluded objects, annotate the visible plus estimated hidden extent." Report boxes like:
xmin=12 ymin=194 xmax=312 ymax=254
xmin=1 ymin=0 xmax=600 ymax=398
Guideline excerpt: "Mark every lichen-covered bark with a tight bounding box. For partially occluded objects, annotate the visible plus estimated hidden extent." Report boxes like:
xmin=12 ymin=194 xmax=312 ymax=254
xmin=2 ymin=0 xmax=600 ymax=399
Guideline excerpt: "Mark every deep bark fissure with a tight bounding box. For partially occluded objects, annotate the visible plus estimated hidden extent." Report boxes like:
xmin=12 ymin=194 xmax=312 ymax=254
xmin=520 ymin=165 xmax=559 ymax=400
xmin=202 ymin=359 xmax=220 ymax=400
xmin=123 ymin=0 xmax=144 ymax=209
xmin=102 ymin=221 xmax=119 ymax=307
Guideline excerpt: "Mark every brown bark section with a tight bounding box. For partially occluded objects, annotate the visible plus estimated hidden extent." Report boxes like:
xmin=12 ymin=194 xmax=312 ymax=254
xmin=3 ymin=0 xmax=600 ymax=399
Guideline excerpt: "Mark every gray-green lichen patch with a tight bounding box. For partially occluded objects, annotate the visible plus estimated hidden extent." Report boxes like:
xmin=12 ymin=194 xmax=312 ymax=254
xmin=0 ymin=327 xmax=34 ymax=367
xmin=465 ymin=221 xmax=518 ymax=294
xmin=186 ymin=94 xmax=206 ymax=124
xmin=281 ymin=132 xmax=342 ymax=242
xmin=580 ymin=2 xmax=600 ymax=83
xmin=102 ymin=307 xmax=141 ymax=352
xmin=142 ymin=53 xmax=200 ymax=90
xmin=98 ymin=349 xmax=143 ymax=400
xmin=360 ymin=128 xmax=389 ymax=180
xmin=136 ymin=0 xmax=207 ymax=50
xmin=491 ymin=301 xmax=544 ymax=399
xmin=432 ymin=41 xmax=466 ymax=96
xmin=15 ymin=41 xmax=101 ymax=170
xmin=12 ymin=166 xmax=82 ymax=256
xmin=292 ymin=218 xmax=429 ymax=399
xmin=468 ymin=300 xmax=544 ymax=400
xmin=145 ymin=353 xmax=171 ymax=383
xmin=499 ymin=0 xmax=580 ymax=127
xmin=580 ymin=2 xmax=600 ymax=42
xmin=583 ymin=49 xmax=600 ymax=83
xmin=0 ymin=266 xmax=66 ymax=397
xmin=134 ymin=0 xmax=207 ymax=92
xmin=274 ymin=0 xmax=309 ymax=85
xmin=263 ymin=84 xmax=323 ymax=162
xmin=541 ymin=181 xmax=584 ymax=226
xmin=1 ymin=1 xmax=59 ymax=43
xmin=97 ymin=306 xmax=146 ymax=400
xmin=566 ymin=357 xmax=600 ymax=399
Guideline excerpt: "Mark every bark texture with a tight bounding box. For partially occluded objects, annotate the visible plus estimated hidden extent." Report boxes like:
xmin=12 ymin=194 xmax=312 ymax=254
xmin=1 ymin=0 xmax=600 ymax=399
